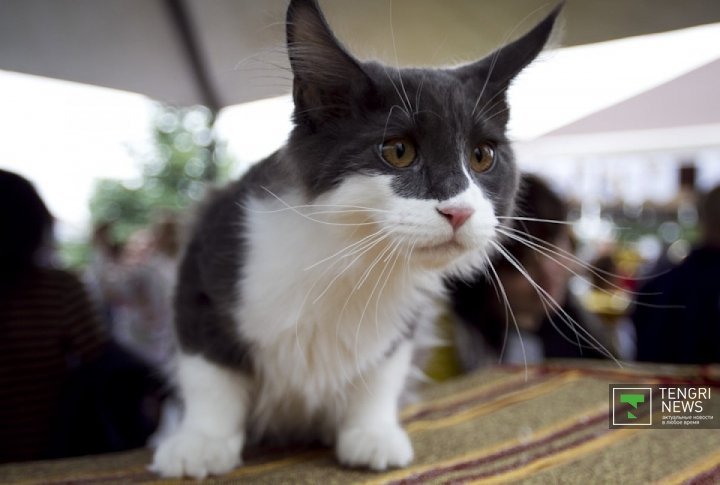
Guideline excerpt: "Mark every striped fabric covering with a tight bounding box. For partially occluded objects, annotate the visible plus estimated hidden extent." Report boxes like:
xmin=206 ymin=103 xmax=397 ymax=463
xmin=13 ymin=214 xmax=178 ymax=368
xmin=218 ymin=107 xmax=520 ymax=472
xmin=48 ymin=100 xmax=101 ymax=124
xmin=1 ymin=361 xmax=719 ymax=484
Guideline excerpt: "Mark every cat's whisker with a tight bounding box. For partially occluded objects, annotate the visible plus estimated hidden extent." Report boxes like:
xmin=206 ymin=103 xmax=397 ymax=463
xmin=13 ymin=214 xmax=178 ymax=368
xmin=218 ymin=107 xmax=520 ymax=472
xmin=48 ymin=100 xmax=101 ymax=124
xmin=490 ymin=241 xmax=621 ymax=365
xmin=304 ymin=227 xmax=387 ymax=272
xmin=383 ymin=239 xmax=403 ymax=263
xmin=497 ymin=216 xmax=575 ymax=225
xmin=478 ymin=95 xmax=510 ymax=119
xmin=494 ymin=239 xmax=590 ymax=353
xmin=413 ymin=35 xmax=448 ymax=116
xmin=241 ymin=202 xmax=389 ymax=214
xmin=258 ymin=187 xmax=381 ymax=227
xmin=290 ymin=259 xmax=340 ymax=372
xmin=471 ymin=52 xmax=502 ymax=119
xmin=492 ymin=241 xmax=587 ymax=349
xmin=532 ymin=258 xmax=603 ymax=354
xmin=474 ymin=84 xmax=511 ymax=120
xmin=336 ymin=245 xmax=383 ymax=323
xmin=230 ymin=42 xmax=288 ymax=71
xmin=492 ymin=241 xmax=590 ymax=354
xmin=305 ymin=233 xmax=392 ymax=386
xmin=414 ymin=72 xmax=427 ymax=116
xmin=397 ymin=76 xmax=413 ymax=119
xmin=413 ymin=109 xmax=451 ymax=126
xmin=382 ymin=68 xmax=412 ymax=119
xmin=382 ymin=104 xmax=411 ymax=144
xmin=404 ymin=238 xmax=419 ymax=280
xmin=341 ymin=239 xmax=399 ymax=339
xmin=353 ymin=239 xmax=404 ymax=395
xmin=483 ymin=253 xmax=529 ymax=379
xmin=497 ymin=227 xmax=682 ymax=307
xmin=480 ymin=254 xmax=510 ymax=364
xmin=387 ymin=0 xmax=414 ymax=116
xmin=324 ymin=237 xmax=389 ymax=389
xmin=354 ymin=233 xmax=399 ymax=292
xmin=301 ymin=234 xmax=381 ymax=340
xmin=471 ymin=41 xmax=517 ymax=119
xmin=233 ymin=61 xmax=292 ymax=74
xmin=373 ymin=240 xmax=405 ymax=340
xmin=499 ymin=223 xmax=675 ymax=281
xmin=471 ymin=3 xmax=551 ymax=118
xmin=293 ymin=104 xmax=354 ymax=117
xmin=497 ymin=227 xmax=631 ymax=295
xmin=234 ymin=71 xmax=292 ymax=81
xmin=311 ymin=237 xmax=386 ymax=391
xmin=290 ymin=218 xmax=375 ymax=227
xmin=470 ymin=24 xmax=517 ymax=119
xmin=483 ymin=106 xmax=512 ymax=124
xmin=334 ymin=324 xmax=359 ymax=391
xmin=312 ymin=231 xmax=392 ymax=305
xmin=305 ymin=209 xmax=388 ymax=217
xmin=337 ymin=228 xmax=391 ymax=263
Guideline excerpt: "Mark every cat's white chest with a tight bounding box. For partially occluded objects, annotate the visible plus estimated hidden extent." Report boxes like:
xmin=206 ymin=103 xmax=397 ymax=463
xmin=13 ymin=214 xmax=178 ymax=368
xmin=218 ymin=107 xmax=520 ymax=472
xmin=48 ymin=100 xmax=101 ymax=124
xmin=235 ymin=186 xmax=440 ymax=431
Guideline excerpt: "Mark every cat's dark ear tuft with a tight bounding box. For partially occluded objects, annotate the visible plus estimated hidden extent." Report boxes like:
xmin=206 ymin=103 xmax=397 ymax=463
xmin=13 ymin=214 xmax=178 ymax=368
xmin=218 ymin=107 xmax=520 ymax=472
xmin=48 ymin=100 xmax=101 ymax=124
xmin=458 ymin=3 xmax=563 ymax=89
xmin=286 ymin=0 xmax=373 ymax=127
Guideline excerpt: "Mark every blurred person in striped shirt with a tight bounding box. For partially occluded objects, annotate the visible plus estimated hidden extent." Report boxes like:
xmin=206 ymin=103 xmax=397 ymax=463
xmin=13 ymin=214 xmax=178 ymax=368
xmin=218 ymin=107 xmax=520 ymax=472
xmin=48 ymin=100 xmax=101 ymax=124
xmin=0 ymin=170 xmax=157 ymax=462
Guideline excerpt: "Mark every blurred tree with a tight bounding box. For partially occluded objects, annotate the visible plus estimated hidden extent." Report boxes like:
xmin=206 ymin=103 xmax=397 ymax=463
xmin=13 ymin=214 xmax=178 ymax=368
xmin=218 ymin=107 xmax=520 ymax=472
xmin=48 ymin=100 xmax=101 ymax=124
xmin=89 ymin=104 xmax=235 ymax=246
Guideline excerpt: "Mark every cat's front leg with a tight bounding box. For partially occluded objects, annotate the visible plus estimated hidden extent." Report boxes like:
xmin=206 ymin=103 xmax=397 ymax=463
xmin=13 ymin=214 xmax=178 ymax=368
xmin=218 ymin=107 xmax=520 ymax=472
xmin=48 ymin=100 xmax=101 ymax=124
xmin=151 ymin=354 xmax=251 ymax=479
xmin=336 ymin=341 xmax=414 ymax=471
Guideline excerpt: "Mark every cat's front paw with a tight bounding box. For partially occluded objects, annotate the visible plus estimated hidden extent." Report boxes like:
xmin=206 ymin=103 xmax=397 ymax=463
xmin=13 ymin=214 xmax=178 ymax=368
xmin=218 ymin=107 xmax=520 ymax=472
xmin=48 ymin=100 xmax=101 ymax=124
xmin=150 ymin=428 xmax=243 ymax=479
xmin=336 ymin=423 xmax=413 ymax=471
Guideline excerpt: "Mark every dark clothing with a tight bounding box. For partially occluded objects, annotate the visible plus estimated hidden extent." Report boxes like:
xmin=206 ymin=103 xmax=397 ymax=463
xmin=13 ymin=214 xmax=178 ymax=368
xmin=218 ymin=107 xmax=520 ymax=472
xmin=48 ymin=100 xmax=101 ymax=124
xmin=450 ymin=284 xmax=615 ymax=372
xmin=46 ymin=340 xmax=162 ymax=460
xmin=633 ymin=246 xmax=720 ymax=364
xmin=0 ymin=268 xmax=108 ymax=462
xmin=0 ymin=268 xmax=160 ymax=463
xmin=537 ymin=294 xmax=612 ymax=360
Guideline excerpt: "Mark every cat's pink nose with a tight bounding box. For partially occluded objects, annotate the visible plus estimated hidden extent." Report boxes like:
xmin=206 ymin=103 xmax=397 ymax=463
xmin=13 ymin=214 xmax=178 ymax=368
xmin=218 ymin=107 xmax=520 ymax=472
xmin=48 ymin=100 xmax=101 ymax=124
xmin=437 ymin=206 xmax=475 ymax=231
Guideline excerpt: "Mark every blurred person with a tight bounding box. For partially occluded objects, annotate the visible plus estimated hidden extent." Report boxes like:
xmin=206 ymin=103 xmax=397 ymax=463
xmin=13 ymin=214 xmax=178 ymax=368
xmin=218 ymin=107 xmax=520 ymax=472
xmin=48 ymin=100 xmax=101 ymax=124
xmin=0 ymin=169 xmax=107 ymax=461
xmin=84 ymin=221 xmax=125 ymax=328
xmin=0 ymin=169 xmax=158 ymax=462
xmin=632 ymin=184 xmax=720 ymax=364
xmin=428 ymin=175 xmax=616 ymax=379
xmin=583 ymin=254 xmax=635 ymax=360
xmin=112 ymin=215 xmax=180 ymax=368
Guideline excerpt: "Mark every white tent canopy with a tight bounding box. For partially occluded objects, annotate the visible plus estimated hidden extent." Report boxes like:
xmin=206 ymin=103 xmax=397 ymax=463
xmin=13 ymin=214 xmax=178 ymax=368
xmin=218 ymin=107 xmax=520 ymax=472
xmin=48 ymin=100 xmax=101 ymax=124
xmin=3 ymin=0 xmax=720 ymax=109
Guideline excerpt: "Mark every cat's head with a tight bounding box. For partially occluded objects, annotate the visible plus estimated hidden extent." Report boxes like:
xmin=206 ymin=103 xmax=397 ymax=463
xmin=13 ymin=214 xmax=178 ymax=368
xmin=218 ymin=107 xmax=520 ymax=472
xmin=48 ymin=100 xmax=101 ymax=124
xmin=284 ymin=0 xmax=560 ymax=270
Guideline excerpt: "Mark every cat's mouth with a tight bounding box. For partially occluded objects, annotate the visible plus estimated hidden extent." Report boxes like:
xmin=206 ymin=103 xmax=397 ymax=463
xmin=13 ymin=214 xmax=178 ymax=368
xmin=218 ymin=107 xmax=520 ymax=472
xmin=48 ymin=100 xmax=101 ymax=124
xmin=416 ymin=238 xmax=466 ymax=256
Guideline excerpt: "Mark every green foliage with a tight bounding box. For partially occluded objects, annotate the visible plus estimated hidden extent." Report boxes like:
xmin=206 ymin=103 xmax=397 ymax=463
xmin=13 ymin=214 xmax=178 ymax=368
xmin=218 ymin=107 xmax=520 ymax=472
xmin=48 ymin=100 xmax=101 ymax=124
xmin=88 ymin=104 xmax=235 ymax=248
xmin=57 ymin=240 xmax=92 ymax=270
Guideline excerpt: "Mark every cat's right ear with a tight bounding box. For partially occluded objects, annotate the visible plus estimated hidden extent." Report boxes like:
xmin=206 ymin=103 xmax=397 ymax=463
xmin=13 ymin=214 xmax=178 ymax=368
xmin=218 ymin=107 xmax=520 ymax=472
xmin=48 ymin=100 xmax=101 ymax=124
xmin=286 ymin=0 xmax=374 ymax=127
xmin=456 ymin=4 xmax=563 ymax=91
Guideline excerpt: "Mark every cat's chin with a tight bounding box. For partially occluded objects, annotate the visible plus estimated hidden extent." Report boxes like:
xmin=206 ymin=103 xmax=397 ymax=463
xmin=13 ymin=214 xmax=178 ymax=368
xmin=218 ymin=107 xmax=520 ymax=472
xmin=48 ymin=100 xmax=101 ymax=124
xmin=413 ymin=239 xmax=472 ymax=267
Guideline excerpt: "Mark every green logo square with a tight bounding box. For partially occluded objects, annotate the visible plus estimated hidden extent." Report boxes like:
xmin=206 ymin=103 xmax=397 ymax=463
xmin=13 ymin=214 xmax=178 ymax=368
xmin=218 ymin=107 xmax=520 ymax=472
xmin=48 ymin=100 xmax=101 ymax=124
xmin=612 ymin=387 xmax=652 ymax=426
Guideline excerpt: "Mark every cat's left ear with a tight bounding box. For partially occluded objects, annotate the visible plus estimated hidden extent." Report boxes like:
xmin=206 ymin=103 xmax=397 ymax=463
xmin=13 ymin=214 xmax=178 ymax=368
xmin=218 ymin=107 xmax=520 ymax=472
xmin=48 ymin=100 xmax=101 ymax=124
xmin=286 ymin=0 xmax=374 ymax=127
xmin=457 ymin=4 xmax=563 ymax=89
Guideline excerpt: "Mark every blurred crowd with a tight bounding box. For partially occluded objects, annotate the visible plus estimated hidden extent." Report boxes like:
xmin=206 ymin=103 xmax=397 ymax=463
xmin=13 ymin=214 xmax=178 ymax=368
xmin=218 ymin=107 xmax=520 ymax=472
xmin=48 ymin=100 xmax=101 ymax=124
xmin=429 ymin=174 xmax=720 ymax=379
xmin=1 ymin=167 xmax=719 ymax=463
xmin=85 ymin=216 xmax=179 ymax=369
xmin=0 ymin=169 xmax=179 ymax=463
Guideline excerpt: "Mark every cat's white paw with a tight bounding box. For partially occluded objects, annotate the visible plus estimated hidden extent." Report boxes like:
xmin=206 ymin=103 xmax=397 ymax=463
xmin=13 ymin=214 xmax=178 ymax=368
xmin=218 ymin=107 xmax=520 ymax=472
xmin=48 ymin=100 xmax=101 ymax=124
xmin=336 ymin=424 xmax=413 ymax=471
xmin=150 ymin=428 xmax=243 ymax=479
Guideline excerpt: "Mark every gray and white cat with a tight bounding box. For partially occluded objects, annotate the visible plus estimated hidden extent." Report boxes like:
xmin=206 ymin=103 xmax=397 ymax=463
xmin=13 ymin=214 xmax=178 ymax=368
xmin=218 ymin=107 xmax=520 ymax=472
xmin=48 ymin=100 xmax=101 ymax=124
xmin=151 ymin=0 xmax=560 ymax=478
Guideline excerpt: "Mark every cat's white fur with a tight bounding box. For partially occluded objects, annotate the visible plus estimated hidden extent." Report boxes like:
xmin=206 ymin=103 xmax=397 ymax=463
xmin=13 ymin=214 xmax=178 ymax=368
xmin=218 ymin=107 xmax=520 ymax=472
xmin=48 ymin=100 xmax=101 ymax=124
xmin=152 ymin=172 xmax=498 ymax=478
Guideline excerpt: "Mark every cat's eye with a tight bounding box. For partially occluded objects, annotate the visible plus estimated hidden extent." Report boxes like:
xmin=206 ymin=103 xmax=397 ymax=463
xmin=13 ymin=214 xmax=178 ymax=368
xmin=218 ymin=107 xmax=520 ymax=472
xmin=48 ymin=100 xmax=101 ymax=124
xmin=471 ymin=144 xmax=495 ymax=173
xmin=379 ymin=138 xmax=416 ymax=168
